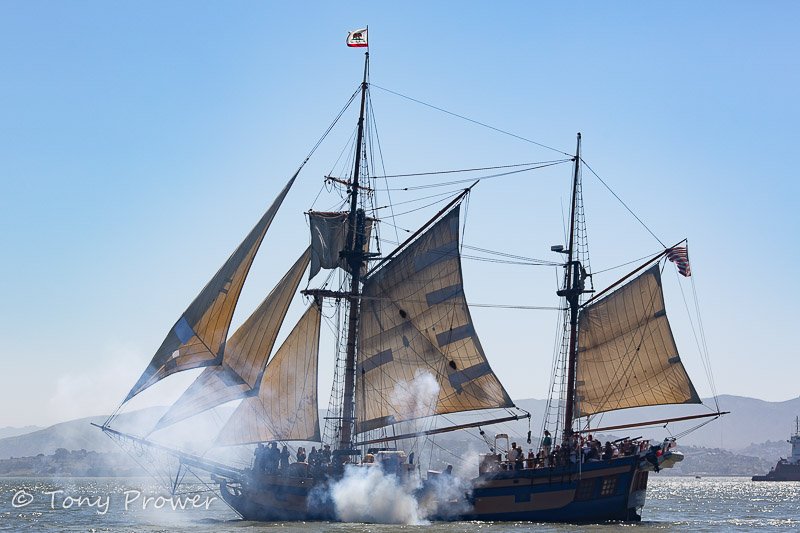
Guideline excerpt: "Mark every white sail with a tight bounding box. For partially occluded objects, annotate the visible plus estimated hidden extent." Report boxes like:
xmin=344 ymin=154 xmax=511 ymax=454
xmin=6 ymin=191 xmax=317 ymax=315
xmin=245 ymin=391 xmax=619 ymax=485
xmin=124 ymin=177 xmax=296 ymax=401
xmin=574 ymin=264 xmax=701 ymax=418
xmin=355 ymin=206 xmax=513 ymax=434
xmin=152 ymin=248 xmax=310 ymax=430
xmin=215 ymin=303 xmax=322 ymax=445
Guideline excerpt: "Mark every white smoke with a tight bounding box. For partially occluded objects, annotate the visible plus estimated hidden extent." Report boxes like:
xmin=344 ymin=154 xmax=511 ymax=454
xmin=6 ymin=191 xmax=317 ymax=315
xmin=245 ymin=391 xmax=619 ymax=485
xmin=328 ymin=465 xmax=426 ymax=524
xmin=305 ymin=371 xmax=475 ymax=524
xmin=390 ymin=370 xmax=440 ymax=421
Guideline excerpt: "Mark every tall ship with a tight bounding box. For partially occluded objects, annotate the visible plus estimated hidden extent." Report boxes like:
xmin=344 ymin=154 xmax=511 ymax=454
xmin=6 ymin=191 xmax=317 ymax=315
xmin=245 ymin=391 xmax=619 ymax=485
xmin=752 ymin=417 xmax=800 ymax=481
xmin=98 ymin=33 xmax=725 ymax=523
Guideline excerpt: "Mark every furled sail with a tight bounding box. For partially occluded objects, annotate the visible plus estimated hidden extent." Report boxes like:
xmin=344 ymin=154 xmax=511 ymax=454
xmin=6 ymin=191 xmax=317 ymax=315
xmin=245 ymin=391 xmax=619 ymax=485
xmin=215 ymin=303 xmax=322 ymax=446
xmin=308 ymin=211 xmax=373 ymax=279
xmin=151 ymin=248 xmax=311 ymax=430
xmin=124 ymin=177 xmax=296 ymax=402
xmin=574 ymin=264 xmax=701 ymax=418
xmin=355 ymin=206 xmax=513 ymax=434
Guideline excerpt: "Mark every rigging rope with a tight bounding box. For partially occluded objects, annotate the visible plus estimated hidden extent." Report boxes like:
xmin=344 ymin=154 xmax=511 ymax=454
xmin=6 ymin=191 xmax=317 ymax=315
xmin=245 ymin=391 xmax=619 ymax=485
xmin=370 ymin=83 xmax=573 ymax=157
xmin=378 ymin=161 xmax=570 ymax=191
xmin=372 ymin=159 xmax=572 ymax=179
xmin=581 ymin=158 xmax=667 ymax=248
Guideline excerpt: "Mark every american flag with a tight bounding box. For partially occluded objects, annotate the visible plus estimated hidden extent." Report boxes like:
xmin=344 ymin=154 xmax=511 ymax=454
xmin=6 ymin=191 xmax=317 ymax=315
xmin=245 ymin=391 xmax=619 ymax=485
xmin=667 ymin=246 xmax=691 ymax=277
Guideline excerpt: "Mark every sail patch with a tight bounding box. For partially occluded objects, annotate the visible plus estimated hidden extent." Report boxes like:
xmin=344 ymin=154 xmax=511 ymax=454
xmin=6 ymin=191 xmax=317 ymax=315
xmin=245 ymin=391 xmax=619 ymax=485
xmin=436 ymin=324 xmax=475 ymax=347
xmin=425 ymin=285 xmax=464 ymax=306
xmin=173 ymin=317 xmax=195 ymax=344
xmin=414 ymin=241 xmax=458 ymax=272
xmin=362 ymin=349 xmax=394 ymax=372
xmin=448 ymin=362 xmax=492 ymax=391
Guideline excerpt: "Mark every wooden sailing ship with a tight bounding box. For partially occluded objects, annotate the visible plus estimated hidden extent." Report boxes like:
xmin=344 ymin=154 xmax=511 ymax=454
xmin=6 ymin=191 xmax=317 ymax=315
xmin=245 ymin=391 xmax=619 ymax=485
xmin=98 ymin=44 xmax=725 ymax=523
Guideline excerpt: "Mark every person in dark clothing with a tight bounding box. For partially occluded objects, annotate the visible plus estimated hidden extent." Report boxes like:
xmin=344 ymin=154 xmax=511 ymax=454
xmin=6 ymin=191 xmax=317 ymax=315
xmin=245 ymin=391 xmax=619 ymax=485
xmin=297 ymin=447 xmax=307 ymax=463
xmin=603 ymin=441 xmax=614 ymax=461
xmin=253 ymin=443 xmax=265 ymax=472
xmin=321 ymin=444 xmax=331 ymax=464
xmin=266 ymin=442 xmax=280 ymax=473
xmin=308 ymin=446 xmax=318 ymax=467
xmin=279 ymin=445 xmax=291 ymax=470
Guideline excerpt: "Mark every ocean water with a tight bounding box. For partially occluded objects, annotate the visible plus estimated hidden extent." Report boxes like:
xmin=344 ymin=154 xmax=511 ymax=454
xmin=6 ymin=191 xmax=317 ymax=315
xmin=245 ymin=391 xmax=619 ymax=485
xmin=1 ymin=476 xmax=798 ymax=532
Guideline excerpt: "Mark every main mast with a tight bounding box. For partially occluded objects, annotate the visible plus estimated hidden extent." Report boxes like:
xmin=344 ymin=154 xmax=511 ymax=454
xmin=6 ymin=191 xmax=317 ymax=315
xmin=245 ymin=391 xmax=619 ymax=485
xmin=558 ymin=133 xmax=587 ymax=436
xmin=338 ymin=51 xmax=370 ymax=452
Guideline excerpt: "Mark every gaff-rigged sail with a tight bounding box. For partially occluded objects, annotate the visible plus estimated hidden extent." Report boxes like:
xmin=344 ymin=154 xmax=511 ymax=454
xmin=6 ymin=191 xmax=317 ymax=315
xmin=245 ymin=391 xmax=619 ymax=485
xmin=151 ymin=248 xmax=311 ymax=430
xmin=215 ymin=303 xmax=322 ymax=446
xmin=574 ymin=264 xmax=701 ymax=418
xmin=124 ymin=177 xmax=296 ymax=402
xmin=308 ymin=211 xmax=373 ymax=279
xmin=355 ymin=206 xmax=513 ymax=434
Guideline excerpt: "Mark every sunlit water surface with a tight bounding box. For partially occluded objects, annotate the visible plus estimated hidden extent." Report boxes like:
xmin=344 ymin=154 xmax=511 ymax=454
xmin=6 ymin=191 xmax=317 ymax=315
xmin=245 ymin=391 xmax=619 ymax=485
xmin=1 ymin=476 xmax=798 ymax=532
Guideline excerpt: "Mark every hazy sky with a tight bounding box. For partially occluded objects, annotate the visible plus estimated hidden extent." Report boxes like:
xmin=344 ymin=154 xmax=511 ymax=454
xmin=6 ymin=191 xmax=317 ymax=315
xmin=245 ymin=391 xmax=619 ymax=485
xmin=1 ymin=2 xmax=798 ymax=428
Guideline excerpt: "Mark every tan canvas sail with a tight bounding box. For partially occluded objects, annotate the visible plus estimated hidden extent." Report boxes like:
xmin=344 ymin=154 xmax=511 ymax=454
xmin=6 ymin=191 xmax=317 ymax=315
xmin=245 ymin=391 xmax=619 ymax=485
xmin=215 ymin=303 xmax=322 ymax=445
xmin=355 ymin=206 xmax=513 ymax=434
xmin=574 ymin=264 xmax=701 ymax=418
xmin=152 ymin=248 xmax=311 ymax=430
xmin=124 ymin=178 xmax=297 ymax=402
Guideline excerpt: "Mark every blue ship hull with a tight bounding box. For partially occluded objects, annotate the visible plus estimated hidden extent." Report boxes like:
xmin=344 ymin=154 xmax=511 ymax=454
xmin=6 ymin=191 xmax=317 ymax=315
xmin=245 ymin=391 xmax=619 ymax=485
xmin=219 ymin=454 xmax=656 ymax=523
xmin=457 ymin=456 xmax=648 ymax=522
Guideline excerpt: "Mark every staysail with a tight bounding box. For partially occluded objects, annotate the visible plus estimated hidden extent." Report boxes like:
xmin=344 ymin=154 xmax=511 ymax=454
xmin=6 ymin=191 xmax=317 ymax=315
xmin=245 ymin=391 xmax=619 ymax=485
xmin=308 ymin=211 xmax=373 ymax=279
xmin=574 ymin=264 xmax=701 ymax=418
xmin=215 ymin=303 xmax=322 ymax=445
xmin=124 ymin=177 xmax=296 ymax=402
xmin=355 ymin=206 xmax=513 ymax=434
xmin=151 ymin=248 xmax=311 ymax=430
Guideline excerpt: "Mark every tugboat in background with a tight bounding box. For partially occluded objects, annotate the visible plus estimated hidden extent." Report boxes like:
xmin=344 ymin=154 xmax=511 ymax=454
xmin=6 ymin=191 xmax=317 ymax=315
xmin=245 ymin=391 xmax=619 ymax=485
xmin=752 ymin=417 xmax=800 ymax=481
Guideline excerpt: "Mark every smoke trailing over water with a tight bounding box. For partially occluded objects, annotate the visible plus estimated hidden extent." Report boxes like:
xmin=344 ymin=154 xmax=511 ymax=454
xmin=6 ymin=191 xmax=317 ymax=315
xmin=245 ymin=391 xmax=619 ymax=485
xmin=305 ymin=371 xmax=472 ymax=524
xmin=312 ymin=463 xmax=472 ymax=524
xmin=326 ymin=465 xmax=425 ymax=524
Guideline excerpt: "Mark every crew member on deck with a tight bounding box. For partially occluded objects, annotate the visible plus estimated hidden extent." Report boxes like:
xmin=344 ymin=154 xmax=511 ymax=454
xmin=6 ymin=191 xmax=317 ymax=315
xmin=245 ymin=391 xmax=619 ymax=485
xmin=266 ymin=442 xmax=280 ymax=473
xmin=280 ymin=445 xmax=291 ymax=470
xmin=321 ymin=444 xmax=331 ymax=464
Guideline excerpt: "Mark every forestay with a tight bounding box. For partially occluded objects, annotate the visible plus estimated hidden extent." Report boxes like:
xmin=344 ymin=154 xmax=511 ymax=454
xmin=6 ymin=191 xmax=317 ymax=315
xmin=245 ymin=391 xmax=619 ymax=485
xmin=355 ymin=206 xmax=513 ymax=434
xmin=216 ymin=303 xmax=322 ymax=445
xmin=123 ymin=177 xmax=296 ymax=402
xmin=574 ymin=264 xmax=701 ymax=418
xmin=152 ymin=249 xmax=311 ymax=430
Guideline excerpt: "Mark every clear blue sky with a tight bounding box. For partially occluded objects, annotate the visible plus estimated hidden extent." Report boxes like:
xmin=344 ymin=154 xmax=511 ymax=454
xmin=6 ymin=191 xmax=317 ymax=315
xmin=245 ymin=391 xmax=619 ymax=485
xmin=1 ymin=1 xmax=797 ymax=427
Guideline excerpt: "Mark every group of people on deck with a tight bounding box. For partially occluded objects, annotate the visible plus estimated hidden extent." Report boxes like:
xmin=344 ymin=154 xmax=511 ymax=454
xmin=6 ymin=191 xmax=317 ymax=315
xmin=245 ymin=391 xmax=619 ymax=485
xmin=496 ymin=431 xmax=653 ymax=471
xmin=252 ymin=442 xmax=332 ymax=475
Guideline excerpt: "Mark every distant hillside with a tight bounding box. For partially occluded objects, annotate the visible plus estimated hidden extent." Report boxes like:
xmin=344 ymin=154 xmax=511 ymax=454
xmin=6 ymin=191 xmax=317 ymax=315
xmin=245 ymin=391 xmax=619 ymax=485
xmin=661 ymin=446 xmax=775 ymax=477
xmin=0 ymin=448 xmax=147 ymax=477
xmin=0 ymin=425 xmax=42 ymax=439
xmin=0 ymin=408 xmax=164 ymax=460
xmin=1 ymin=395 xmax=797 ymax=461
xmin=519 ymin=395 xmax=800 ymax=450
